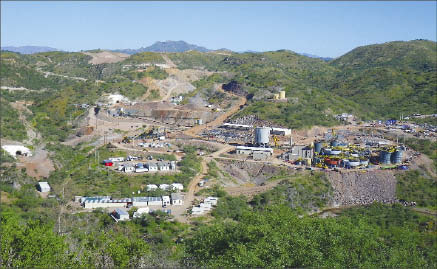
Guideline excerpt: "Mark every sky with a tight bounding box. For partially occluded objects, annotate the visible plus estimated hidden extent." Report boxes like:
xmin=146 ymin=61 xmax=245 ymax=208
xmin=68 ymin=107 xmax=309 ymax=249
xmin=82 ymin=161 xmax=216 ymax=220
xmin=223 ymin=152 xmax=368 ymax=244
xmin=1 ymin=1 xmax=436 ymax=57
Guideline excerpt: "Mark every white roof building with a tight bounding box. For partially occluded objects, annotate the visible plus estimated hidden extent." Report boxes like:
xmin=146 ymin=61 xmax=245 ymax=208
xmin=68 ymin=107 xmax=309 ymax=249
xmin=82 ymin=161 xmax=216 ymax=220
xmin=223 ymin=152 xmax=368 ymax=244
xmin=146 ymin=184 xmax=158 ymax=191
xmin=2 ymin=145 xmax=32 ymax=158
xmin=133 ymin=207 xmax=150 ymax=218
xmin=159 ymin=184 xmax=170 ymax=190
xmin=162 ymin=195 xmax=171 ymax=206
xmin=157 ymin=162 xmax=170 ymax=171
xmin=204 ymin=197 xmax=218 ymax=206
xmin=37 ymin=182 xmax=51 ymax=193
xmin=171 ymin=193 xmax=183 ymax=205
xmin=113 ymin=208 xmax=130 ymax=221
xmin=171 ymin=183 xmax=184 ymax=191
xmin=146 ymin=163 xmax=158 ymax=171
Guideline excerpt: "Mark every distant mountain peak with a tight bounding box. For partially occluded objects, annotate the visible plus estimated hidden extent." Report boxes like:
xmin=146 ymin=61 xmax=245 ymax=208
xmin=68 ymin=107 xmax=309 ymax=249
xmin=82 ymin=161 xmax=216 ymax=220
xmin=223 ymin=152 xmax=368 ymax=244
xmin=112 ymin=40 xmax=211 ymax=54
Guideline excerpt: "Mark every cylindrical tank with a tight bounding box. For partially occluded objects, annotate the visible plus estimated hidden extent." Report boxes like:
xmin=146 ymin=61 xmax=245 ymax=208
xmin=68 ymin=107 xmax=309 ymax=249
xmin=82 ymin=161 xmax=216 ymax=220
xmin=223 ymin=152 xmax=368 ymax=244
xmin=279 ymin=91 xmax=286 ymax=99
xmin=314 ymin=141 xmax=323 ymax=153
xmin=273 ymin=93 xmax=279 ymax=100
xmin=391 ymin=150 xmax=403 ymax=164
xmin=379 ymin=151 xmax=391 ymax=165
xmin=255 ymin=127 xmax=270 ymax=145
xmin=330 ymin=140 xmax=339 ymax=147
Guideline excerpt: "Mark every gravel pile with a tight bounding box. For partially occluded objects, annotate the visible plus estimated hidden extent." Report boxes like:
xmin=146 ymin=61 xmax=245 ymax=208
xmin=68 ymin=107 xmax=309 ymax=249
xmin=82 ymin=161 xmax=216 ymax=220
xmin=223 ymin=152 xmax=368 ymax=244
xmin=326 ymin=170 xmax=398 ymax=206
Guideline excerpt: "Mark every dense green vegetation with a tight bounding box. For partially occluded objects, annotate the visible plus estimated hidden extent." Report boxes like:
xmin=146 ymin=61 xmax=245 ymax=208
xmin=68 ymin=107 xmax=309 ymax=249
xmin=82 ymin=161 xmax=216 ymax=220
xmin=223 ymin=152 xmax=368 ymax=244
xmin=251 ymin=172 xmax=333 ymax=211
xmin=140 ymin=66 xmax=168 ymax=80
xmin=404 ymin=138 xmax=437 ymax=167
xmin=396 ymin=170 xmax=437 ymax=210
xmin=168 ymin=51 xmax=226 ymax=70
xmin=330 ymin=40 xmax=437 ymax=119
xmin=410 ymin=116 xmax=437 ymax=126
xmin=185 ymin=203 xmax=436 ymax=268
xmin=0 ymin=100 xmax=27 ymax=141
xmin=124 ymin=52 xmax=165 ymax=64
xmin=101 ymin=76 xmax=148 ymax=100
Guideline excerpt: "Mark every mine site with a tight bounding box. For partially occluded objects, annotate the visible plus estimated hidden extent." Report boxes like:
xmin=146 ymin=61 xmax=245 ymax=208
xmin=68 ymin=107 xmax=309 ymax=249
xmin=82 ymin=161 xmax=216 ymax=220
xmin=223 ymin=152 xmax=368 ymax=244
xmin=3 ymin=50 xmax=435 ymax=223
xmin=2 ymin=4 xmax=436 ymax=265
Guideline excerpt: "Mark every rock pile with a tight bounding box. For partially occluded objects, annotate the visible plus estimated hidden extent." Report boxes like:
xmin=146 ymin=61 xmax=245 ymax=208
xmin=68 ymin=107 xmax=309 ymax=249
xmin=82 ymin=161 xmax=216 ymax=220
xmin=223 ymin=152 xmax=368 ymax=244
xmin=326 ymin=170 xmax=398 ymax=206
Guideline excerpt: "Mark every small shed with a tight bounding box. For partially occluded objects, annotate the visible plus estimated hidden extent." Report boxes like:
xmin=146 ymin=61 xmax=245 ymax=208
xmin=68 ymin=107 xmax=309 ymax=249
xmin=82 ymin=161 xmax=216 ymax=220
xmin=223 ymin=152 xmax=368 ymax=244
xmin=157 ymin=162 xmax=170 ymax=171
xmin=170 ymin=161 xmax=177 ymax=170
xmin=124 ymin=165 xmax=135 ymax=173
xmin=37 ymin=182 xmax=51 ymax=193
xmin=171 ymin=193 xmax=183 ymax=205
xmin=159 ymin=184 xmax=170 ymax=190
xmin=146 ymin=163 xmax=158 ymax=172
xmin=162 ymin=196 xmax=171 ymax=206
xmin=102 ymin=160 xmax=113 ymax=166
xmin=146 ymin=184 xmax=158 ymax=191
xmin=113 ymin=208 xmax=130 ymax=221
xmin=109 ymin=157 xmax=125 ymax=162
xmin=171 ymin=183 xmax=184 ymax=191
xmin=204 ymin=197 xmax=218 ymax=206
xmin=133 ymin=207 xmax=150 ymax=218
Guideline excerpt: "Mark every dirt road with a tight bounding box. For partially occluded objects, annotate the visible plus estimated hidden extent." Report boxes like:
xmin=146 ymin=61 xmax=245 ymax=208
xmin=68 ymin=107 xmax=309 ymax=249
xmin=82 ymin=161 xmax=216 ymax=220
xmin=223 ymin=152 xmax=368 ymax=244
xmin=183 ymin=85 xmax=247 ymax=138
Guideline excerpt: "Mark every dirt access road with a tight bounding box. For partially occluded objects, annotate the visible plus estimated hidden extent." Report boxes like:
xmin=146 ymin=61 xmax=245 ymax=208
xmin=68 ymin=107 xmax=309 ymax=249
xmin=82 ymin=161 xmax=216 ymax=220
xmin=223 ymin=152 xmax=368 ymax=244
xmin=183 ymin=85 xmax=247 ymax=138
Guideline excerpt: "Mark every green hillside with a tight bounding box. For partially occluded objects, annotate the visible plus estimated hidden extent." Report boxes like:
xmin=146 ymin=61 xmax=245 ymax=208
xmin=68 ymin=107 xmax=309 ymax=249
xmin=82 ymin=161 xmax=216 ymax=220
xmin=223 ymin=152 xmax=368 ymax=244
xmin=1 ymin=40 xmax=436 ymax=139
xmin=329 ymin=40 xmax=437 ymax=118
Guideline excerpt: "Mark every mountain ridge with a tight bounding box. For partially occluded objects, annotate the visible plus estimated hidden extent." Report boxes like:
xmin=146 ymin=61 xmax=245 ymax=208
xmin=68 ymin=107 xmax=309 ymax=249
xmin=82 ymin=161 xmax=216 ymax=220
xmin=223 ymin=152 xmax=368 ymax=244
xmin=1 ymin=45 xmax=60 ymax=54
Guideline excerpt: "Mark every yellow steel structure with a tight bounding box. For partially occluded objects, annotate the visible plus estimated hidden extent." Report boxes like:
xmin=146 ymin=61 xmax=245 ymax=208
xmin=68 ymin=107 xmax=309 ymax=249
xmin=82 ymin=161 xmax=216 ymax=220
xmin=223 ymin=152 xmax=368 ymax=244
xmin=273 ymin=135 xmax=279 ymax=147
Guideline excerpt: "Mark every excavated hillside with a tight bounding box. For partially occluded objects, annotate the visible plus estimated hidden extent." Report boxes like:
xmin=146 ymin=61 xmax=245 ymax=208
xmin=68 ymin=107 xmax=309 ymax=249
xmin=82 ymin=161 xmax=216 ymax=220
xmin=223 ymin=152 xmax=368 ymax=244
xmin=326 ymin=170 xmax=397 ymax=207
xmin=216 ymin=159 xmax=295 ymax=186
xmin=82 ymin=51 xmax=130 ymax=64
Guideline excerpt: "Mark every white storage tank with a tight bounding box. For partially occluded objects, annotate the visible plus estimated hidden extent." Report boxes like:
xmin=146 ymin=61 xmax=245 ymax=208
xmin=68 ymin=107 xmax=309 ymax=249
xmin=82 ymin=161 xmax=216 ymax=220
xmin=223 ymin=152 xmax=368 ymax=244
xmin=255 ymin=127 xmax=270 ymax=146
xmin=279 ymin=91 xmax=286 ymax=99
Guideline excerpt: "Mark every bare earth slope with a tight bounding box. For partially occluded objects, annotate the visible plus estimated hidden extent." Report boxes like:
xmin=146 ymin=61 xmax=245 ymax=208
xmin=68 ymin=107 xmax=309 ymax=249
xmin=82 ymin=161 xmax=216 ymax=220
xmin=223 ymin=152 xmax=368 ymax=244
xmin=83 ymin=51 xmax=130 ymax=64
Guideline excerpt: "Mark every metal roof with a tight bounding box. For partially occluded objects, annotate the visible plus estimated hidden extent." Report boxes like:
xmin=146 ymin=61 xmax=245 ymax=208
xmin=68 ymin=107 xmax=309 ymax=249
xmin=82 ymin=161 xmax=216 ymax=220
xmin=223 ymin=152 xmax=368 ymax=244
xmin=171 ymin=193 xmax=183 ymax=200
xmin=115 ymin=208 xmax=129 ymax=215
xmin=235 ymin=146 xmax=273 ymax=153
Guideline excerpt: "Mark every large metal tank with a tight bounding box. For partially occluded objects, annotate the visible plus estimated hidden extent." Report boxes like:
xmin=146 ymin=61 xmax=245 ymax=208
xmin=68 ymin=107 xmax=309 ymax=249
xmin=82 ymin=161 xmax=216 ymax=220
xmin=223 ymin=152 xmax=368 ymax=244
xmin=379 ymin=151 xmax=392 ymax=165
xmin=279 ymin=91 xmax=286 ymax=99
xmin=391 ymin=150 xmax=403 ymax=164
xmin=314 ymin=141 xmax=323 ymax=154
xmin=255 ymin=127 xmax=270 ymax=146
xmin=330 ymin=140 xmax=339 ymax=147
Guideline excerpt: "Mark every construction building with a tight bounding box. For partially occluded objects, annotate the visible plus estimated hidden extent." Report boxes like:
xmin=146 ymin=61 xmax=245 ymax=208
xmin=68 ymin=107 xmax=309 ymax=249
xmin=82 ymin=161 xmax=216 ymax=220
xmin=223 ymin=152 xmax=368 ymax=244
xmin=283 ymin=145 xmax=314 ymax=161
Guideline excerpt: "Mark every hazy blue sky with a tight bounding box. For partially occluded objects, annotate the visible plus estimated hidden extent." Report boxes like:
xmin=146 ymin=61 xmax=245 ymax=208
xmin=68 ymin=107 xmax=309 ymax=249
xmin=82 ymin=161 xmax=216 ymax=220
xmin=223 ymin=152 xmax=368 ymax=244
xmin=1 ymin=1 xmax=436 ymax=57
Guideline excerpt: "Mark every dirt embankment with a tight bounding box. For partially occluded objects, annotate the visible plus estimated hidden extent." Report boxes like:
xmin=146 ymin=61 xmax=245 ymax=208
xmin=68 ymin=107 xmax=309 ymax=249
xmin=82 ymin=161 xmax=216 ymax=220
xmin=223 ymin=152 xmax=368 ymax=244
xmin=216 ymin=159 xmax=293 ymax=186
xmin=138 ymin=68 xmax=212 ymax=101
xmin=83 ymin=51 xmax=130 ymax=64
xmin=326 ymin=170 xmax=397 ymax=207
